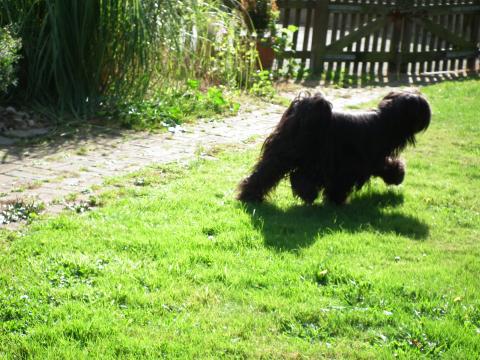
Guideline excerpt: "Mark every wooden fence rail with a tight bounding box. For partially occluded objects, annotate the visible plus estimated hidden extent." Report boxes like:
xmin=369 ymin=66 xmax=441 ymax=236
xmin=276 ymin=0 xmax=480 ymax=76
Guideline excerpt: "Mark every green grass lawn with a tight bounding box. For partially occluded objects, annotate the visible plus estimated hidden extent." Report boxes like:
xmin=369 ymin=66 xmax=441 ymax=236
xmin=1 ymin=79 xmax=479 ymax=359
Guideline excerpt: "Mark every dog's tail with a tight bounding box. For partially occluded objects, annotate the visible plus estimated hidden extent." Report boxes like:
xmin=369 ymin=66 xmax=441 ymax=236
xmin=237 ymin=156 xmax=292 ymax=202
xmin=262 ymin=92 xmax=332 ymax=157
xmin=237 ymin=92 xmax=332 ymax=202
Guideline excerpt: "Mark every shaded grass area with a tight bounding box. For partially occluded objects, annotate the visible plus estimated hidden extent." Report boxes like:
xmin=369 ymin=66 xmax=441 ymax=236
xmin=0 ymin=79 xmax=479 ymax=358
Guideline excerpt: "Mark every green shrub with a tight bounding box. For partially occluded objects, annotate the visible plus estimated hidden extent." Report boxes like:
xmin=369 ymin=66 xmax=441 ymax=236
xmin=0 ymin=27 xmax=21 ymax=94
xmin=249 ymin=70 xmax=275 ymax=98
xmin=101 ymin=80 xmax=240 ymax=130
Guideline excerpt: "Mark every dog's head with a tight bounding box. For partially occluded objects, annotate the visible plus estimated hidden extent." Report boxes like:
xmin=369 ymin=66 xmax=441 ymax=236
xmin=378 ymin=90 xmax=431 ymax=136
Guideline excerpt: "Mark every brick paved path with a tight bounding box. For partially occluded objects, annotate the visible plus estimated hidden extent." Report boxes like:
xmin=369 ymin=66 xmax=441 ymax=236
xmin=0 ymin=86 xmax=401 ymax=226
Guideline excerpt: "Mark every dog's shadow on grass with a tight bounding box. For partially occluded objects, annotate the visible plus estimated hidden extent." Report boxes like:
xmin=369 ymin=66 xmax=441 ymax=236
xmin=241 ymin=190 xmax=429 ymax=251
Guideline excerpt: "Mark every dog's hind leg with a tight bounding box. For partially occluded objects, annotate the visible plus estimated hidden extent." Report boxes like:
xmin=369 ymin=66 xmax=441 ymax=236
xmin=290 ymin=169 xmax=319 ymax=204
xmin=237 ymin=157 xmax=291 ymax=202
xmin=323 ymin=179 xmax=355 ymax=205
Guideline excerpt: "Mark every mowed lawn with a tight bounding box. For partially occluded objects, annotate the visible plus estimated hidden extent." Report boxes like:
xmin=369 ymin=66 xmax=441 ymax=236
xmin=1 ymin=79 xmax=479 ymax=359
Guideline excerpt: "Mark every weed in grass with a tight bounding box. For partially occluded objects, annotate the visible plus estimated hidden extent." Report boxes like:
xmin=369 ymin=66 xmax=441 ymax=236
xmin=65 ymin=196 xmax=102 ymax=214
xmin=75 ymin=146 xmax=89 ymax=156
xmin=0 ymin=199 xmax=44 ymax=224
xmin=133 ymin=178 xmax=148 ymax=187
xmin=243 ymin=135 xmax=261 ymax=144
xmin=90 ymin=185 xmax=101 ymax=192
xmin=65 ymin=193 xmax=78 ymax=202
xmin=50 ymin=197 xmax=63 ymax=206
xmin=24 ymin=181 xmax=43 ymax=190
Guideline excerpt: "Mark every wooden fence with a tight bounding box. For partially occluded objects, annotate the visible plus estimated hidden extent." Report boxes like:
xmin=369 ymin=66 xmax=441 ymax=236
xmin=276 ymin=0 xmax=480 ymax=76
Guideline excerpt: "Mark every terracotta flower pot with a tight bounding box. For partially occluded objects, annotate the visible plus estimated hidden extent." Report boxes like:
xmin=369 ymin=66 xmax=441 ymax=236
xmin=256 ymin=40 xmax=275 ymax=70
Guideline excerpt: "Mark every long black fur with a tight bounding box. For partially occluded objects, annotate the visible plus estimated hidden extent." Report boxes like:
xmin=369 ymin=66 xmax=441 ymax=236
xmin=237 ymin=90 xmax=431 ymax=205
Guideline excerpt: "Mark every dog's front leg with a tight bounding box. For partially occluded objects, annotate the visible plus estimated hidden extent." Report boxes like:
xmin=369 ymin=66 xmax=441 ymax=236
xmin=290 ymin=169 xmax=320 ymax=204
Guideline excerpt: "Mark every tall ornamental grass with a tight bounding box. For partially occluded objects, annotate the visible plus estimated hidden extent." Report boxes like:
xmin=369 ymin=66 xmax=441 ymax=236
xmin=0 ymin=0 xmax=256 ymax=118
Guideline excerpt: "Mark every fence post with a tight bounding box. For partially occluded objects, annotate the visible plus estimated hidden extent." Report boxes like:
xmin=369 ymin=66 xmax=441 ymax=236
xmin=311 ymin=0 xmax=330 ymax=75
xmin=388 ymin=15 xmax=404 ymax=75
xmin=400 ymin=18 xmax=412 ymax=73
xmin=467 ymin=10 xmax=480 ymax=71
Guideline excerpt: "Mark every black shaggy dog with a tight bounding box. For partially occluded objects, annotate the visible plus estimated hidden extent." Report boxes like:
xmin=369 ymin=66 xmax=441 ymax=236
xmin=237 ymin=90 xmax=431 ymax=205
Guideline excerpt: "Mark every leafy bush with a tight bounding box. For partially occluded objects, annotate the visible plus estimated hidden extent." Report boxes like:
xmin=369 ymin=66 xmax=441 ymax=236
xmin=249 ymin=70 xmax=275 ymax=98
xmin=0 ymin=27 xmax=21 ymax=94
xmin=100 ymin=80 xmax=240 ymax=130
